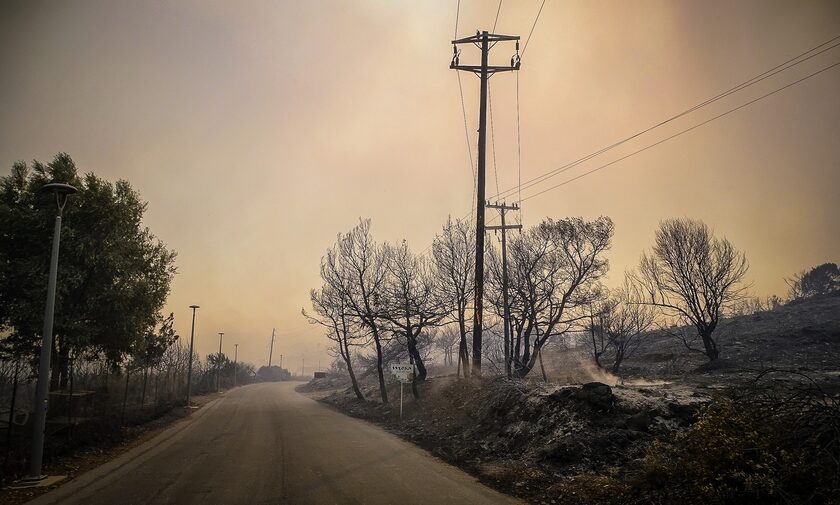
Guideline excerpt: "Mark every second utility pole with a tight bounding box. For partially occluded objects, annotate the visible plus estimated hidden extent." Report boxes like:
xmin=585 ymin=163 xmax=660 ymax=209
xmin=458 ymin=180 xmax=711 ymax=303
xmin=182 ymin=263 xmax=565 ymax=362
xmin=487 ymin=202 xmax=522 ymax=377
xmin=451 ymin=30 xmax=520 ymax=376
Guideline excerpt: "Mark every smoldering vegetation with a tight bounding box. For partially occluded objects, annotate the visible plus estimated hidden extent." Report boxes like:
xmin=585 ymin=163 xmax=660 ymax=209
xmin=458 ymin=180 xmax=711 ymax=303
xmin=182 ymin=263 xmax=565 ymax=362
xmin=304 ymin=216 xmax=840 ymax=504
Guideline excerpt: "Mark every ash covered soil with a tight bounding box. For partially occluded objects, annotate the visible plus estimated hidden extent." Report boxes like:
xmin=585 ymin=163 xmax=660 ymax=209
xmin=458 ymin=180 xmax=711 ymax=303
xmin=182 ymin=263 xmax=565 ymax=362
xmin=299 ymin=293 xmax=840 ymax=505
xmin=302 ymin=376 xmax=718 ymax=504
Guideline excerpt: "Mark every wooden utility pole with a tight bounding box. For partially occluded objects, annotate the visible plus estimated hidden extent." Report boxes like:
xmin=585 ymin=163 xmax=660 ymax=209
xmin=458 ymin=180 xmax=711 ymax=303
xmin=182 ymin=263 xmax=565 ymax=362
xmin=487 ymin=202 xmax=522 ymax=378
xmin=268 ymin=328 xmax=275 ymax=367
xmin=451 ymin=31 xmax=520 ymax=375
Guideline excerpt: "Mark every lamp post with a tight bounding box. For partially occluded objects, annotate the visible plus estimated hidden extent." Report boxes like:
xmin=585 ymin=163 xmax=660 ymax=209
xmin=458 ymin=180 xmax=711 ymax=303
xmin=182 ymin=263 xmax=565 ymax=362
xmin=233 ymin=344 xmax=238 ymax=387
xmin=186 ymin=305 xmax=199 ymax=407
xmin=216 ymin=332 xmax=224 ymax=391
xmin=27 ymin=182 xmax=76 ymax=482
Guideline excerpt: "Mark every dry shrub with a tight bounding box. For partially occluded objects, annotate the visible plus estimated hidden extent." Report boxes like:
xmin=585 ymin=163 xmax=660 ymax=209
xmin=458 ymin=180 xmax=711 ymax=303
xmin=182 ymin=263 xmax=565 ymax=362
xmin=640 ymin=372 xmax=840 ymax=505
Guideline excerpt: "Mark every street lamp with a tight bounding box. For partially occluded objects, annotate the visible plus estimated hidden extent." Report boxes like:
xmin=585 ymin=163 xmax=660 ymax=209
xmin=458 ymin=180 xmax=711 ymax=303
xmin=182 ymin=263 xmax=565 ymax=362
xmin=216 ymin=332 xmax=224 ymax=391
xmin=185 ymin=305 xmax=199 ymax=407
xmin=233 ymin=343 xmax=239 ymax=387
xmin=27 ymin=182 xmax=77 ymax=482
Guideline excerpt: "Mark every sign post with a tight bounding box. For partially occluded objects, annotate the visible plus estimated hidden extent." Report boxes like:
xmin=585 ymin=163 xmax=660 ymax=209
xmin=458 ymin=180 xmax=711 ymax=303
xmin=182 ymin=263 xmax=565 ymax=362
xmin=390 ymin=363 xmax=413 ymax=420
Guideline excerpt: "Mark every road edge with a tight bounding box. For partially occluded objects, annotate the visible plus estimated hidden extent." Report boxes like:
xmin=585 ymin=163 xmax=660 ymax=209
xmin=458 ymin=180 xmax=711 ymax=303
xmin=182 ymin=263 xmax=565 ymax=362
xmin=22 ymin=394 xmax=226 ymax=505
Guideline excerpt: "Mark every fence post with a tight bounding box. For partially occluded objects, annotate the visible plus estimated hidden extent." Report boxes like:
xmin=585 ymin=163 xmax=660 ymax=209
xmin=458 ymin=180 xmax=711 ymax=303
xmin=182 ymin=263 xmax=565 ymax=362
xmin=121 ymin=370 xmax=130 ymax=426
xmin=6 ymin=359 xmax=21 ymax=448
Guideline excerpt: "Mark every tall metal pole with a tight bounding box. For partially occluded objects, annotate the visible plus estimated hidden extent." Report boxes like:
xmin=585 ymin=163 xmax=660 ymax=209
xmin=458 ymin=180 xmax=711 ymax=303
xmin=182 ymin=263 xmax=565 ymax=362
xmin=27 ymin=184 xmax=75 ymax=481
xmin=216 ymin=332 xmax=224 ymax=391
xmin=186 ymin=305 xmax=199 ymax=407
xmin=233 ymin=343 xmax=238 ymax=387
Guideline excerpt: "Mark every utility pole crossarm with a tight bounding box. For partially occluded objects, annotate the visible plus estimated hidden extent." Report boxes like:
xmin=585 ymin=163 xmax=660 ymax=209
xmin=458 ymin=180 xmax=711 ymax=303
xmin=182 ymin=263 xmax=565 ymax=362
xmin=449 ymin=64 xmax=520 ymax=74
xmin=486 ymin=224 xmax=523 ymax=231
xmin=486 ymin=202 xmax=520 ymax=210
xmin=451 ymin=33 xmax=520 ymax=44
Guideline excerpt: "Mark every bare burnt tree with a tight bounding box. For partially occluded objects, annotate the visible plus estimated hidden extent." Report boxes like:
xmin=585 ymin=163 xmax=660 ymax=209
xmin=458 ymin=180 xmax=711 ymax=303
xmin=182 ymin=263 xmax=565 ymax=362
xmin=630 ymin=218 xmax=748 ymax=361
xmin=431 ymin=217 xmax=474 ymax=378
xmin=322 ymin=219 xmax=390 ymax=403
xmin=382 ymin=241 xmax=446 ymax=398
xmin=585 ymin=303 xmax=610 ymax=370
xmin=433 ymin=327 xmax=459 ymax=367
xmin=490 ymin=217 xmax=613 ymax=378
xmin=303 ymin=285 xmax=366 ymax=400
xmin=592 ymin=283 xmax=656 ymax=372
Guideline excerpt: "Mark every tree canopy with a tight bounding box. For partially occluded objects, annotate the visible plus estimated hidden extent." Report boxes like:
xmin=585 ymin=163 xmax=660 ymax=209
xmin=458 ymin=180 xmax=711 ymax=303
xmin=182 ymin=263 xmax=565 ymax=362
xmin=787 ymin=262 xmax=840 ymax=300
xmin=0 ymin=153 xmax=177 ymax=371
xmin=630 ymin=218 xmax=748 ymax=361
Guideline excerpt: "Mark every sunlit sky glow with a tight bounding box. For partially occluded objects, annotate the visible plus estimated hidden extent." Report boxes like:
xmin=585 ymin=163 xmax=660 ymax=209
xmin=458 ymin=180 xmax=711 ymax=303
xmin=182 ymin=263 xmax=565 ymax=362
xmin=2 ymin=0 xmax=838 ymax=369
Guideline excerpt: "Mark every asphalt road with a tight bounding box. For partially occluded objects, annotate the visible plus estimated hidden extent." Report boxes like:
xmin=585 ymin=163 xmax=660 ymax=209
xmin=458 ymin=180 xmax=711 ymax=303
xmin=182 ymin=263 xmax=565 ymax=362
xmin=28 ymin=382 xmax=520 ymax=505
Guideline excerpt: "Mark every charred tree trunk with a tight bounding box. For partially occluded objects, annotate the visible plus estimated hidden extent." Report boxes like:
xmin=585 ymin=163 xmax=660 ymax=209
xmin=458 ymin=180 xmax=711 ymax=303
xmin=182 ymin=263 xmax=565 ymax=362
xmin=406 ymin=330 xmax=427 ymax=382
xmin=513 ymin=324 xmax=522 ymax=374
xmin=611 ymin=344 xmax=626 ymax=373
xmin=538 ymin=348 xmax=548 ymax=382
xmin=701 ymin=329 xmax=719 ymax=360
xmin=340 ymin=337 xmax=364 ymax=400
xmin=371 ymin=327 xmax=388 ymax=403
xmin=457 ymin=314 xmax=470 ymax=378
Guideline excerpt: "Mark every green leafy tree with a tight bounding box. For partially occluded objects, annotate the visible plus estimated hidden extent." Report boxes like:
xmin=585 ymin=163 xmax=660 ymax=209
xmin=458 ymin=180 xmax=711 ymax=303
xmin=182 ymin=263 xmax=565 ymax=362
xmin=0 ymin=153 xmax=177 ymax=387
xmin=786 ymin=262 xmax=840 ymax=300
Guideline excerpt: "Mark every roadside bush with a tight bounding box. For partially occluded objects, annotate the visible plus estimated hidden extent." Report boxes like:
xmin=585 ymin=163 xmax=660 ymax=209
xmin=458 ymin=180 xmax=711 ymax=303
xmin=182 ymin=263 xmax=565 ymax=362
xmin=640 ymin=394 xmax=838 ymax=505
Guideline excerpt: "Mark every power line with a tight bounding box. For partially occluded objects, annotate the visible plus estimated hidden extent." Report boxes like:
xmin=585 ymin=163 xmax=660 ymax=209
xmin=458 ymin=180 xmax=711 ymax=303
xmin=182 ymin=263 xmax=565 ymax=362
xmin=521 ymin=0 xmax=546 ymax=58
xmin=492 ymin=0 xmax=503 ymax=32
xmin=494 ymin=34 xmax=840 ymax=202
xmin=454 ymin=0 xmax=461 ymax=38
xmin=489 ymin=81 xmax=501 ymax=199
xmin=457 ymin=71 xmax=477 ymax=225
xmin=520 ymin=59 xmax=840 ymax=202
xmin=515 ymin=66 xmax=523 ymax=225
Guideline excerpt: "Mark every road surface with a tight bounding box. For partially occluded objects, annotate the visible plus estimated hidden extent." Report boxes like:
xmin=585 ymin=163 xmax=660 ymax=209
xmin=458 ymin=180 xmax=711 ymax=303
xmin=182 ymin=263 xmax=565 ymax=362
xmin=29 ymin=382 xmax=520 ymax=505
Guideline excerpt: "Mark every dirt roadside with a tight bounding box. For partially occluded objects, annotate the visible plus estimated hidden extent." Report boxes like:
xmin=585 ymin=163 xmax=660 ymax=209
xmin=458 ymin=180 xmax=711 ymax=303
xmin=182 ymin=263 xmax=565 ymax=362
xmin=0 ymin=391 xmax=223 ymax=505
xmin=298 ymin=375 xmax=714 ymax=505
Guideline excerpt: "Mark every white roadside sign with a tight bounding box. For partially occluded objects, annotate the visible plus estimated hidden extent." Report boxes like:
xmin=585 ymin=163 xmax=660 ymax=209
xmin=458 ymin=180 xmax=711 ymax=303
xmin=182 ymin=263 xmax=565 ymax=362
xmin=390 ymin=363 xmax=413 ymax=383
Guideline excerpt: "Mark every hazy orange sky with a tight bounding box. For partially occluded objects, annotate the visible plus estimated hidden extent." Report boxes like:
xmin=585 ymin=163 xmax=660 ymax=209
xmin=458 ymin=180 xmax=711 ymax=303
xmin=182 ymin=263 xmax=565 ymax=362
xmin=2 ymin=1 xmax=838 ymax=370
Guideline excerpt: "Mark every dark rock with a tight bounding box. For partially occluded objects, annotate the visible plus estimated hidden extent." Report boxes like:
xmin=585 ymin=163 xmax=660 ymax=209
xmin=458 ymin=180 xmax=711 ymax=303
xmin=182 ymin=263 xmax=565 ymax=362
xmin=626 ymin=411 xmax=652 ymax=431
xmin=666 ymin=400 xmax=700 ymax=421
xmin=576 ymin=382 xmax=614 ymax=410
xmin=548 ymin=387 xmax=576 ymax=402
xmin=537 ymin=439 xmax=585 ymax=464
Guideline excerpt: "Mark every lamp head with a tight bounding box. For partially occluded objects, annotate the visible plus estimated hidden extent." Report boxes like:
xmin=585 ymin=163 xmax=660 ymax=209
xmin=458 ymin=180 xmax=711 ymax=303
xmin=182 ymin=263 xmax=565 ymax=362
xmin=43 ymin=182 xmax=78 ymax=214
xmin=43 ymin=182 xmax=77 ymax=195
xmin=190 ymin=305 xmax=200 ymax=309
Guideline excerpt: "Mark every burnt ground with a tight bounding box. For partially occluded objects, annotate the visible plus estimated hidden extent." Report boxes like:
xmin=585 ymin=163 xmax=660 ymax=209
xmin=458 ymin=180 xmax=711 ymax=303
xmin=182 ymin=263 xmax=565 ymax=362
xmin=300 ymin=293 xmax=840 ymax=505
xmin=623 ymin=291 xmax=840 ymax=381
